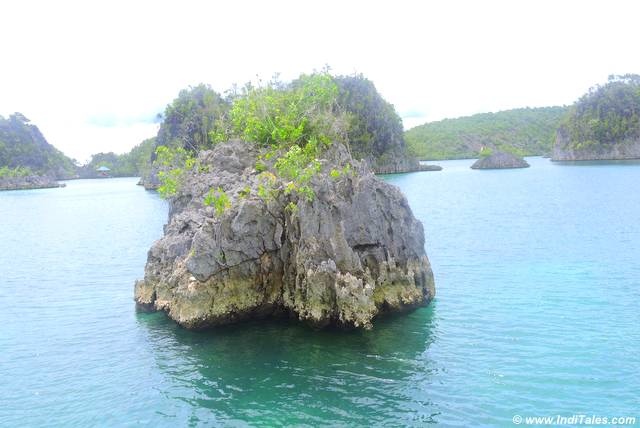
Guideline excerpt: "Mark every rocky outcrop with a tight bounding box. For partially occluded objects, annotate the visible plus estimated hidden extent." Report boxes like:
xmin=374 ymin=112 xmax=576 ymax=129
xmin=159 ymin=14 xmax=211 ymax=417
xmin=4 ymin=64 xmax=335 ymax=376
xmin=135 ymin=140 xmax=435 ymax=329
xmin=367 ymin=151 xmax=441 ymax=174
xmin=0 ymin=175 xmax=65 ymax=191
xmin=471 ymin=151 xmax=529 ymax=169
xmin=138 ymin=166 xmax=161 ymax=190
xmin=419 ymin=164 xmax=443 ymax=171
xmin=552 ymin=127 xmax=640 ymax=161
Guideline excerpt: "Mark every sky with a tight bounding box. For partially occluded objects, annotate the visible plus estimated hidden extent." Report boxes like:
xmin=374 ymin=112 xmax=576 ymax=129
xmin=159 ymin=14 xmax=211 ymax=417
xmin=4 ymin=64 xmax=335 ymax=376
xmin=2 ymin=0 xmax=640 ymax=162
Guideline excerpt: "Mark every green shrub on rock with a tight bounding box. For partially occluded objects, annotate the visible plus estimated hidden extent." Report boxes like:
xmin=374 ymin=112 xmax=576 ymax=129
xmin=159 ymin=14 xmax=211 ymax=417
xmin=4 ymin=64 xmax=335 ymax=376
xmin=203 ymin=187 xmax=231 ymax=216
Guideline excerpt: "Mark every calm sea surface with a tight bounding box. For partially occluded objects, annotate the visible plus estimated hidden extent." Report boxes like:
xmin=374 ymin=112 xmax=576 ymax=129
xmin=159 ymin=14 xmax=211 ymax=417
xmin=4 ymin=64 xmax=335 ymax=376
xmin=1 ymin=158 xmax=639 ymax=426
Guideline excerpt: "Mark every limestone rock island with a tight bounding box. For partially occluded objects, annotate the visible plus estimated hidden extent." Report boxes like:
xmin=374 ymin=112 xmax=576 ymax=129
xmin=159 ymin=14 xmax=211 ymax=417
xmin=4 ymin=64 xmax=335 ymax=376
xmin=0 ymin=113 xmax=75 ymax=190
xmin=470 ymin=151 xmax=529 ymax=169
xmin=135 ymin=141 xmax=435 ymax=329
xmin=553 ymin=74 xmax=640 ymax=161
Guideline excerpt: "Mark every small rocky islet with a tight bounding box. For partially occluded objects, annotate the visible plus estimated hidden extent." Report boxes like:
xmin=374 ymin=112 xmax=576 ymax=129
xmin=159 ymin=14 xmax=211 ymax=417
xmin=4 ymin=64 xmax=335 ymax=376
xmin=134 ymin=73 xmax=439 ymax=329
xmin=135 ymin=140 xmax=435 ymax=329
xmin=470 ymin=151 xmax=529 ymax=169
xmin=0 ymin=174 xmax=65 ymax=191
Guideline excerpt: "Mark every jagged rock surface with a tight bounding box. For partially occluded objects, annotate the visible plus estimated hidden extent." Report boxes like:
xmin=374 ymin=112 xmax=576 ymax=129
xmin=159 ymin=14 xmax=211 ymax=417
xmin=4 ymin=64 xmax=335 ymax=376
xmin=135 ymin=140 xmax=435 ymax=329
xmin=367 ymin=150 xmax=440 ymax=174
xmin=552 ymin=127 xmax=640 ymax=161
xmin=139 ymin=165 xmax=161 ymax=190
xmin=471 ymin=151 xmax=529 ymax=169
xmin=418 ymin=164 xmax=443 ymax=172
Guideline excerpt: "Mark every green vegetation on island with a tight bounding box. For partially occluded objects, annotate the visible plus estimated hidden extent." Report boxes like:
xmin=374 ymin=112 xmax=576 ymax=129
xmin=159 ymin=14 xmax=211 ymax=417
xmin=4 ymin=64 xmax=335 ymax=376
xmin=154 ymin=72 xmax=346 ymax=206
xmin=138 ymin=84 xmax=231 ymax=188
xmin=553 ymin=75 xmax=640 ymax=160
xmin=405 ymin=106 xmax=567 ymax=160
xmin=562 ymin=75 xmax=640 ymax=146
xmin=155 ymin=84 xmax=230 ymax=153
xmin=141 ymin=72 xmax=421 ymax=190
xmin=0 ymin=113 xmax=76 ymax=179
xmin=79 ymin=137 xmax=156 ymax=178
xmin=0 ymin=110 xmax=162 ymax=183
xmin=334 ymin=75 xmax=415 ymax=171
xmin=0 ymin=165 xmax=34 ymax=179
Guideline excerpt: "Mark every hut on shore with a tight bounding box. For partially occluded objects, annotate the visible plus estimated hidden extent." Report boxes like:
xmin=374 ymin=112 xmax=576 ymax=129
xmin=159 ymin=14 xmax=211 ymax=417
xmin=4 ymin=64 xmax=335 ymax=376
xmin=96 ymin=166 xmax=111 ymax=178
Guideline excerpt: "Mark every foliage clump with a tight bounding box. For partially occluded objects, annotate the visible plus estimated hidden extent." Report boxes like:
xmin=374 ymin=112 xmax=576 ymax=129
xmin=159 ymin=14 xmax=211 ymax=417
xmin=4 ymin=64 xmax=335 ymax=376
xmin=155 ymin=145 xmax=195 ymax=198
xmin=203 ymin=187 xmax=231 ymax=216
xmin=223 ymin=73 xmax=341 ymax=148
xmin=0 ymin=165 xmax=33 ymax=178
xmin=561 ymin=74 xmax=640 ymax=148
xmin=479 ymin=146 xmax=493 ymax=158
xmin=156 ymin=84 xmax=230 ymax=153
xmin=334 ymin=74 xmax=405 ymax=160
xmin=155 ymin=72 xmax=350 ymax=212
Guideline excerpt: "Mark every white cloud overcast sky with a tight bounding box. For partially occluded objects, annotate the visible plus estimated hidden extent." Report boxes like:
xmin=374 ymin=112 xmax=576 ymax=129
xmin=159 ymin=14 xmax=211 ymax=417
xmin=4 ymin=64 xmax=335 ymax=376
xmin=1 ymin=0 xmax=639 ymax=161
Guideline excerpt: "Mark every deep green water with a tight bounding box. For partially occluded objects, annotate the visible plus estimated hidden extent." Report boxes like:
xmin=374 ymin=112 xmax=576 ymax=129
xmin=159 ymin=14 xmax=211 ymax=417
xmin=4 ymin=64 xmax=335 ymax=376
xmin=1 ymin=158 xmax=639 ymax=426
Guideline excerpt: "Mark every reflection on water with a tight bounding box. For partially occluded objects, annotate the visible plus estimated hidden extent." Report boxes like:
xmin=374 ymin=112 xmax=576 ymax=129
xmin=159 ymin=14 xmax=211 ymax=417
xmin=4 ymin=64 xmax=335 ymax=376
xmin=136 ymin=306 xmax=438 ymax=426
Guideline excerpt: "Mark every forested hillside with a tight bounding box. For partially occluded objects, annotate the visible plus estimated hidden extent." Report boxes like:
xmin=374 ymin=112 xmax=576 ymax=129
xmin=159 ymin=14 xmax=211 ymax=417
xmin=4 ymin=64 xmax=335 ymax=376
xmin=405 ymin=106 xmax=567 ymax=160
xmin=0 ymin=113 xmax=76 ymax=178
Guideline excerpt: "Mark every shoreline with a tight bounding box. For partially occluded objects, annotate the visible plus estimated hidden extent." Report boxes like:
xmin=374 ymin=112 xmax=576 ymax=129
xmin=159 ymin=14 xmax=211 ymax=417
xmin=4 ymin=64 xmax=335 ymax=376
xmin=0 ymin=176 xmax=66 ymax=191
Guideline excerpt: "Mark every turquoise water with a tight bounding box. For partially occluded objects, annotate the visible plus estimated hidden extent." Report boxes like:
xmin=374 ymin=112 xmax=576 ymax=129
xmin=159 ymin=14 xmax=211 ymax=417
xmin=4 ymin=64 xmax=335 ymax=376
xmin=1 ymin=160 xmax=639 ymax=426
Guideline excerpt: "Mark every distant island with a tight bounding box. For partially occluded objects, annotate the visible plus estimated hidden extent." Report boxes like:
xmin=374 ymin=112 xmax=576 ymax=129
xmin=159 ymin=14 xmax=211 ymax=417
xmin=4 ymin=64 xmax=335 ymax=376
xmin=0 ymin=112 xmax=158 ymax=190
xmin=406 ymin=75 xmax=640 ymax=163
xmin=553 ymin=74 xmax=640 ymax=161
xmin=405 ymin=106 xmax=567 ymax=160
xmin=0 ymin=113 xmax=76 ymax=190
